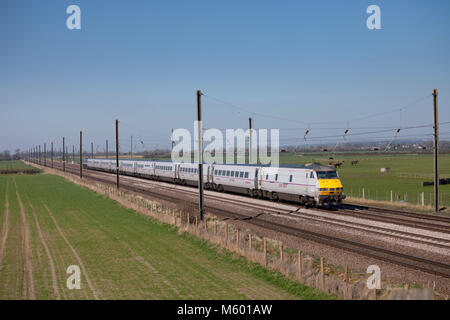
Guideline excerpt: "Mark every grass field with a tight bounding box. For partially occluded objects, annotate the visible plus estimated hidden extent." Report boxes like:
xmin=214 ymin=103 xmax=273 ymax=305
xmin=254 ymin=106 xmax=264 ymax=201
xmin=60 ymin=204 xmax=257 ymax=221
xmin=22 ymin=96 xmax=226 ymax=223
xmin=0 ymin=173 xmax=331 ymax=300
xmin=278 ymin=153 xmax=450 ymax=207
xmin=0 ymin=160 xmax=35 ymax=171
xmin=31 ymin=151 xmax=450 ymax=207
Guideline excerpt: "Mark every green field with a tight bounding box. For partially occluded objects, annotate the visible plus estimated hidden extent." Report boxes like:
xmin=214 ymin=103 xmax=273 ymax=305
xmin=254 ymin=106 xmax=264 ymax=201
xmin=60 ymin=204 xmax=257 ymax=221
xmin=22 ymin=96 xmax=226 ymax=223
xmin=278 ymin=153 xmax=450 ymax=207
xmin=0 ymin=173 xmax=331 ymax=300
xmin=139 ymin=152 xmax=450 ymax=207
xmin=0 ymin=160 xmax=35 ymax=171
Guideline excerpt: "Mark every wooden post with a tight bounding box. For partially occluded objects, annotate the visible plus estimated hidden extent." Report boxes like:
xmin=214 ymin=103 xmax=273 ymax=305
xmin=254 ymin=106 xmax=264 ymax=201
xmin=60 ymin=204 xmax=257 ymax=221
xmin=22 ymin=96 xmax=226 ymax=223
xmin=236 ymin=230 xmax=239 ymax=249
xmin=263 ymin=238 xmax=267 ymax=267
xmin=225 ymin=224 xmax=228 ymax=244
xmin=249 ymin=234 xmax=252 ymax=250
xmin=320 ymin=257 xmax=325 ymax=289
xmin=345 ymin=265 xmax=349 ymax=285
xmin=204 ymin=218 xmax=207 ymax=230
xmin=197 ymin=90 xmax=204 ymax=221
xmin=116 ymin=119 xmax=119 ymax=189
xmin=187 ymin=212 xmax=190 ymax=226
xmin=279 ymin=243 xmax=283 ymax=262
xmin=214 ymin=221 xmax=217 ymax=235
xmin=195 ymin=216 xmax=198 ymax=229
xmin=298 ymin=251 xmax=302 ymax=281
xmin=433 ymin=89 xmax=439 ymax=213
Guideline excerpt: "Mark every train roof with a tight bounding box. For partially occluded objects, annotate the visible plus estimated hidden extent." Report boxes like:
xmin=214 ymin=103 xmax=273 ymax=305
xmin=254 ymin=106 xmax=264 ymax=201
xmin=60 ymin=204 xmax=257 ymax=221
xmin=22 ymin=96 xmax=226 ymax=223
xmin=87 ymin=158 xmax=336 ymax=171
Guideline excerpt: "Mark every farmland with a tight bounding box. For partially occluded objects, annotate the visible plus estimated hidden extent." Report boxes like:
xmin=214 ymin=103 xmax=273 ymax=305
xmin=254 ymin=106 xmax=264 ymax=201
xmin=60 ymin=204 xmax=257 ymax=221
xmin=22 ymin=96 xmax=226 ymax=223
xmin=138 ymin=151 xmax=450 ymax=207
xmin=0 ymin=173 xmax=331 ymax=300
xmin=0 ymin=160 xmax=36 ymax=171
xmin=279 ymin=153 xmax=450 ymax=207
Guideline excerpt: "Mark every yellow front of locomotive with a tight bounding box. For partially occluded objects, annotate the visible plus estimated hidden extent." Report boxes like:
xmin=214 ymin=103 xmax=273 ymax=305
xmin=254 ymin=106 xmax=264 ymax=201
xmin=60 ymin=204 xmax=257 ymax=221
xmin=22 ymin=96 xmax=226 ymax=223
xmin=316 ymin=170 xmax=345 ymax=205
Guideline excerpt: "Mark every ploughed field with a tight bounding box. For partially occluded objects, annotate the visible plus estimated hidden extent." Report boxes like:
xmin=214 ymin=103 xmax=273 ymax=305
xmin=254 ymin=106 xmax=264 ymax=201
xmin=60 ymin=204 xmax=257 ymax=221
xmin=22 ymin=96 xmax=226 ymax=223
xmin=0 ymin=173 xmax=331 ymax=299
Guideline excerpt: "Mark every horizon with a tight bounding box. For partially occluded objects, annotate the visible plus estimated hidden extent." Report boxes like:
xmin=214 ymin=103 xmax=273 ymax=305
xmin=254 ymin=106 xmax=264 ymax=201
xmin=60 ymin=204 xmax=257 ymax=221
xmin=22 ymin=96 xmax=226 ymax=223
xmin=1 ymin=0 xmax=450 ymax=152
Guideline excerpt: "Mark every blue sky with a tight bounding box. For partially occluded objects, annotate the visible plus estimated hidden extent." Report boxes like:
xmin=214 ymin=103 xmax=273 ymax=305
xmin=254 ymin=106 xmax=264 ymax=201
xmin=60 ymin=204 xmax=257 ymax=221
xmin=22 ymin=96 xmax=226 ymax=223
xmin=1 ymin=0 xmax=449 ymax=152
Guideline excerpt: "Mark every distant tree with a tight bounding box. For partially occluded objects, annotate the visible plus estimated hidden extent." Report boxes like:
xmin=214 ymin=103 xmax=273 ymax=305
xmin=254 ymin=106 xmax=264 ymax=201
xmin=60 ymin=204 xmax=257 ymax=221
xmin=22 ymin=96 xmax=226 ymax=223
xmin=14 ymin=149 xmax=21 ymax=160
xmin=3 ymin=150 xmax=11 ymax=160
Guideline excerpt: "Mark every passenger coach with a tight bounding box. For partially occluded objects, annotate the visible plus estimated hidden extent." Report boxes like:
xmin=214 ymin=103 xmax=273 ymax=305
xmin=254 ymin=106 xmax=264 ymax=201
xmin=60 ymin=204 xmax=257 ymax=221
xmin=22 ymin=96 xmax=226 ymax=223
xmin=85 ymin=159 xmax=345 ymax=207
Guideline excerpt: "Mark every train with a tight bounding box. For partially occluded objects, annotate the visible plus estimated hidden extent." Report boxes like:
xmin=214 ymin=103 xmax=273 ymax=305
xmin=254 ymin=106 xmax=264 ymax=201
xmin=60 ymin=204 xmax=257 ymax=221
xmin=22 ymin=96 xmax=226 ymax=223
xmin=85 ymin=159 xmax=346 ymax=207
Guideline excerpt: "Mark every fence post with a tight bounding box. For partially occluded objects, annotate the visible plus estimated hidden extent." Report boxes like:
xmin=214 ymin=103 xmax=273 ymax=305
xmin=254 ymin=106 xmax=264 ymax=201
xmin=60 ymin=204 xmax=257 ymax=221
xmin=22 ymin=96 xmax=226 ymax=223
xmin=204 ymin=218 xmax=207 ymax=231
xmin=298 ymin=251 xmax=302 ymax=281
xmin=279 ymin=242 xmax=283 ymax=262
xmin=249 ymin=234 xmax=252 ymax=250
xmin=263 ymin=238 xmax=267 ymax=267
xmin=187 ymin=212 xmax=190 ymax=226
xmin=362 ymin=188 xmax=365 ymax=200
xmin=390 ymin=190 xmax=393 ymax=202
xmin=225 ymin=224 xmax=228 ymax=244
xmin=345 ymin=265 xmax=349 ymax=285
xmin=236 ymin=229 xmax=239 ymax=250
xmin=195 ymin=216 xmax=198 ymax=229
xmin=214 ymin=221 xmax=217 ymax=235
xmin=320 ymin=257 xmax=325 ymax=289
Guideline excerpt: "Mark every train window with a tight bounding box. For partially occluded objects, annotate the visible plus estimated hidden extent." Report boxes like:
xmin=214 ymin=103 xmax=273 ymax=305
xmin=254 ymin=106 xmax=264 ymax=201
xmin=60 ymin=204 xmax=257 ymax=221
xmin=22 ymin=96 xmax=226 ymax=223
xmin=245 ymin=172 xmax=249 ymax=178
xmin=231 ymin=171 xmax=235 ymax=177
xmin=226 ymin=170 xmax=230 ymax=176
xmin=214 ymin=170 xmax=217 ymax=175
xmin=310 ymin=172 xmax=314 ymax=179
xmin=275 ymin=174 xmax=278 ymax=181
xmin=266 ymin=174 xmax=269 ymax=180
xmin=316 ymin=171 xmax=338 ymax=179
xmin=289 ymin=175 xmax=293 ymax=182
xmin=240 ymin=172 xmax=244 ymax=178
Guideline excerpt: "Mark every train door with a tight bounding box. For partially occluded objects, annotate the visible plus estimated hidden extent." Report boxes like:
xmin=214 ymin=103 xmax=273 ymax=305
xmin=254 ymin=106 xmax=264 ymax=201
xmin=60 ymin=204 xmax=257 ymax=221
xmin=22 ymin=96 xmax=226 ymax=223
xmin=307 ymin=171 xmax=315 ymax=196
xmin=207 ymin=165 xmax=213 ymax=183
xmin=175 ymin=164 xmax=180 ymax=179
xmin=254 ymin=168 xmax=262 ymax=190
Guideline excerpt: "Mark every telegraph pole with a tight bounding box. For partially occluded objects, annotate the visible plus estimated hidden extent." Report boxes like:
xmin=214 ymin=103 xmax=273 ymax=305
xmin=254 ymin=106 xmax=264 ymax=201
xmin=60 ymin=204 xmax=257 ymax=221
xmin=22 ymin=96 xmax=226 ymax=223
xmin=116 ymin=120 xmax=120 ymax=189
xmin=44 ymin=143 xmax=47 ymax=167
xmin=39 ymin=145 xmax=41 ymax=165
xmin=51 ymin=142 xmax=53 ymax=168
xmin=63 ymin=137 xmax=66 ymax=172
xmin=131 ymin=136 xmax=133 ymax=160
xmin=197 ymin=90 xmax=204 ymax=221
xmin=106 ymin=139 xmax=108 ymax=159
xmin=80 ymin=131 xmax=83 ymax=178
xmin=72 ymin=145 xmax=75 ymax=164
xmin=433 ymin=89 xmax=439 ymax=212
xmin=249 ymin=117 xmax=253 ymax=164
xmin=171 ymin=128 xmax=174 ymax=151
xmin=91 ymin=142 xmax=94 ymax=159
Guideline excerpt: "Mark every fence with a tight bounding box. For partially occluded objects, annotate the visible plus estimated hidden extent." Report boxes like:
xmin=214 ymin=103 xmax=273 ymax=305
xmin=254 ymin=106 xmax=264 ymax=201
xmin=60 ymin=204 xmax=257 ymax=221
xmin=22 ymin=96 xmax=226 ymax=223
xmin=347 ymin=188 xmax=450 ymax=209
xmin=30 ymin=163 xmax=441 ymax=300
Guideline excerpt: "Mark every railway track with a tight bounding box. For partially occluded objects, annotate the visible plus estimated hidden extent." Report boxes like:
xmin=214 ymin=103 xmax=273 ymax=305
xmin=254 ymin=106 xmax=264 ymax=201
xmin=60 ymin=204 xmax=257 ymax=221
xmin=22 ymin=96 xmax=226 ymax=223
xmin=36 ymin=161 xmax=450 ymax=279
